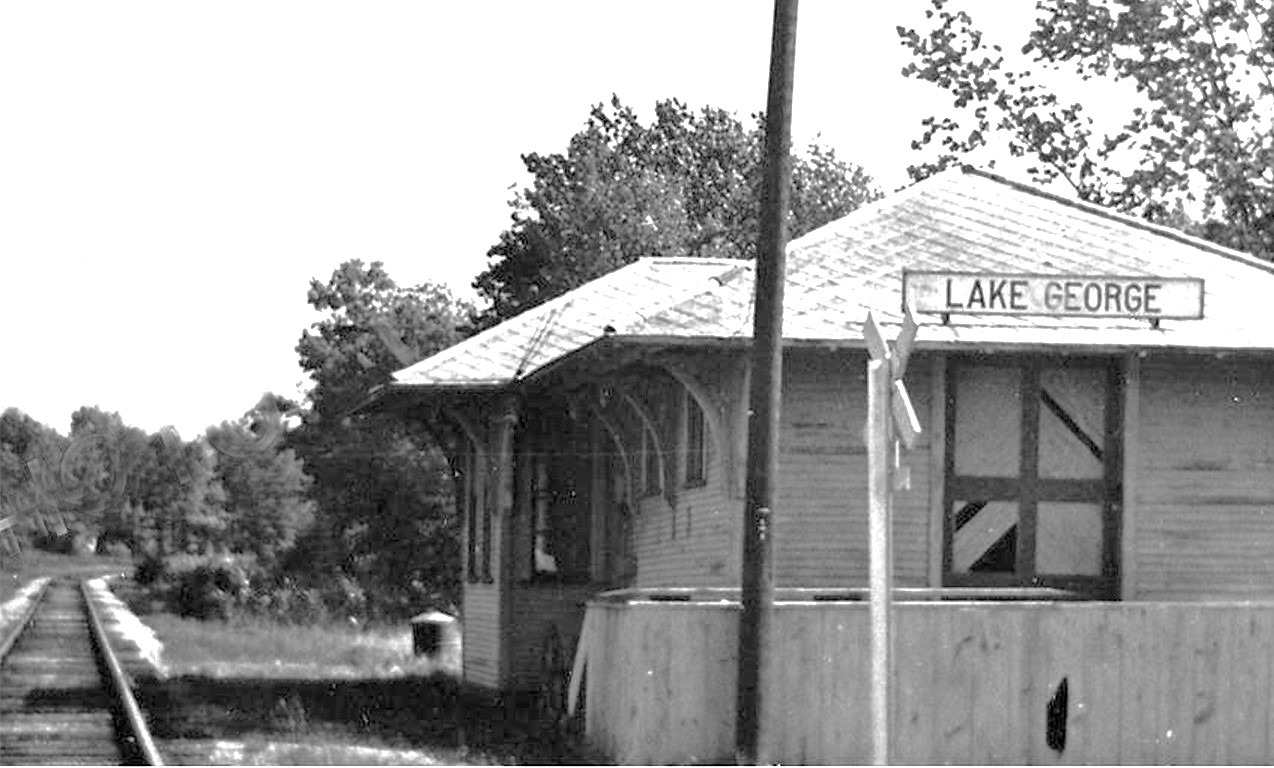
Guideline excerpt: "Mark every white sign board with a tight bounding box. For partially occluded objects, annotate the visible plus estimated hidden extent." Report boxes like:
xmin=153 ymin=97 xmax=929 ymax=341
xmin=903 ymin=271 xmax=1204 ymax=320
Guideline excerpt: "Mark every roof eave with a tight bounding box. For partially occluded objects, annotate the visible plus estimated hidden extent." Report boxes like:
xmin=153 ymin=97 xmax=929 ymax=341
xmin=383 ymin=381 xmax=510 ymax=395
xmin=571 ymin=333 xmax=1274 ymax=358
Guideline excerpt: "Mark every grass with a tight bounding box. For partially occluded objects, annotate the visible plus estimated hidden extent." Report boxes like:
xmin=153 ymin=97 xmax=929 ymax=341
xmin=0 ymin=556 xmax=597 ymax=764
xmin=136 ymin=672 xmax=587 ymax=765
xmin=142 ymin=613 xmax=458 ymax=680
xmin=108 ymin=589 xmax=594 ymax=765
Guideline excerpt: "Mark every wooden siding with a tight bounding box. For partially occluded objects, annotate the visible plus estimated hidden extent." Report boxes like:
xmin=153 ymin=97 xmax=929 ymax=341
xmin=629 ymin=356 xmax=741 ymax=588
xmin=1133 ymin=357 xmax=1274 ymax=600
xmin=775 ymin=350 xmax=934 ymax=588
xmin=578 ymin=599 xmax=1274 ymax=764
xmin=461 ymin=582 xmax=501 ymax=689
xmin=628 ymin=349 xmax=938 ymax=590
xmin=505 ymin=582 xmax=596 ymax=690
xmin=460 ymin=403 xmax=514 ymax=690
xmin=632 ymin=481 xmax=737 ymax=587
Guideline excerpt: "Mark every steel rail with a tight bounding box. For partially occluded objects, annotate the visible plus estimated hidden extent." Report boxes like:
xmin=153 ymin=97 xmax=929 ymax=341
xmin=0 ymin=579 xmax=50 ymax=660
xmin=80 ymin=579 xmax=165 ymax=766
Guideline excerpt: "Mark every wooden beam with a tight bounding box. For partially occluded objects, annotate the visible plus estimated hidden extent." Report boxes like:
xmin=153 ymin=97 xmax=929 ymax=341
xmin=928 ymin=354 xmax=947 ymax=588
xmin=614 ymin=387 xmax=672 ymax=503
xmin=1018 ymin=364 xmax=1041 ymax=578
xmin=493 ymin=396 xmax=519 ymax=688
xmin=442 ymin=406 xmax=487 ymax=466
xmin=1121 ymin=352 xmax=1141 ymax=600
xmin=577 ymin=393 xmax=637 ymax=507
xmin=731 ymin=356 xmax=751 ymax=498
xmin=443 ymin=406 xmax=487 ymax=586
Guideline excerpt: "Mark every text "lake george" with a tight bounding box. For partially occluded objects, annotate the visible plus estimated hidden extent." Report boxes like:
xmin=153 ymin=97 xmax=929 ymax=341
xmin=903 ymin=272 xmax=1204 ymax=320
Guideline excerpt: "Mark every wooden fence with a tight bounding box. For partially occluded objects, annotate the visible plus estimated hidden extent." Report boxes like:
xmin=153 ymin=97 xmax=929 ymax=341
xmin=573 ymin=599 xmax=1274 ymax=764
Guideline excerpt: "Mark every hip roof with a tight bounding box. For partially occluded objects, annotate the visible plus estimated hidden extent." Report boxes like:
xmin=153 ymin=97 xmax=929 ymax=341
xmin=392 ymin=167 xmax=1274 ymax=390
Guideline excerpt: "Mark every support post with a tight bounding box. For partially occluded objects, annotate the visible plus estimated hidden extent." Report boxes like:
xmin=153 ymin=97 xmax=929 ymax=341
xmin=737 ymin=0 xmax=798 ymax=763
xmin=493 ymin=396 xmax=519 ymax=685
xmin=867 ymin=358 xmax=893 ymax=766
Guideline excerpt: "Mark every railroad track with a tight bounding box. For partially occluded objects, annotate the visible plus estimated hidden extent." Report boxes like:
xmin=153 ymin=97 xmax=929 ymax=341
xmin=0 ymin=577 xmax=163 ymax=765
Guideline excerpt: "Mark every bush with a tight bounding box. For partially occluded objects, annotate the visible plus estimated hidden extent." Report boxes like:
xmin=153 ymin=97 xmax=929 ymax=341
xmin=240 ymin=575 xmax=368 ymax=626
xmin=98 ymin=540 xmax=132 ymax=559
xmin=131 ymin=551 xmax=399 ymax=628
xmin=134 ymin=553 xmax=166 ymax=585
xmin=139 ymin=553 xmax=256 ymax=621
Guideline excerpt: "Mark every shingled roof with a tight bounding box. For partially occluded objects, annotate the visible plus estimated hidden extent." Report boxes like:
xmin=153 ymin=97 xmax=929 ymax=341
xmin=391 ymin=166 xmax=1274 ymax=390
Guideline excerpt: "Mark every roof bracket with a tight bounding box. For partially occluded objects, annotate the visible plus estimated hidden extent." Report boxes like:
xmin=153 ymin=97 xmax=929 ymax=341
xmin=1149 ymin=318 xmax=1161 ymax=330
xmin=940 ymin=312 xmax=951 ymax=326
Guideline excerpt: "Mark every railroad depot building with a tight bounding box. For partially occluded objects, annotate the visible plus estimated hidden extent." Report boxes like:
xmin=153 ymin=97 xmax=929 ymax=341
xmin=374 ymin=167 xmax=1274 ymax=764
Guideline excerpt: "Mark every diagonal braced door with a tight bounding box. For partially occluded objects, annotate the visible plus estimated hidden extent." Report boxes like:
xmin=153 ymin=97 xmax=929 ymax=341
xmin=943 ymin=356 xmax=1123 ymax=598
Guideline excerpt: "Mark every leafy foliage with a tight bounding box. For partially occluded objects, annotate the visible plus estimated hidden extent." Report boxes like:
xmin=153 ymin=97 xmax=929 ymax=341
xmin=475 ymin=96 xmax=882 ymax=322
xmin=206 ymin=394 xmax=316 ymax=570
xmin=898 ymin=0 xmax=1273 ymax=259
xmin=291 ymin=260 xmax=473 ymax=618
xmin=5 ymin=259 xmax=471 ymax=622
xmin=297 ymin=260 xmax=472 ymax=421
xmin=132 ymin=425 xmax=226 ymax=557
xmin=1 ymin=408 xmax=72 ymax=549
xmin=137 ymin=552 xmax=255 ymax=621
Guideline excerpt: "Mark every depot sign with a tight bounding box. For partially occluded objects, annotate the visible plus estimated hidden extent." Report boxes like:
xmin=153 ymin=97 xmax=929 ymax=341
xmin=903 ymin=271 xmax=1204 ymax=320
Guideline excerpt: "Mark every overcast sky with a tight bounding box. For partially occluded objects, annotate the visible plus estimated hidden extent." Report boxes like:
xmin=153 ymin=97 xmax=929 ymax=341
xmin=1 ymin=1 xmax=1047 ymax=439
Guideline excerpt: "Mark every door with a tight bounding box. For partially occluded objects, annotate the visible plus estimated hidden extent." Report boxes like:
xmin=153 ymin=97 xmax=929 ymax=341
xmin=943 ymin=356 xmax=1122 ymax=598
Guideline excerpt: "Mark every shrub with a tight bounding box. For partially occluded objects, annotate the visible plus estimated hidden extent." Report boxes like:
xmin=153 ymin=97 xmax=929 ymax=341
xmin=134 ymin=553 xmax=166 ymax=586
xmin=141 ymin=553 xmax=257 ymax=621
xmin=98 ymin=540 xmax=132 ymax=559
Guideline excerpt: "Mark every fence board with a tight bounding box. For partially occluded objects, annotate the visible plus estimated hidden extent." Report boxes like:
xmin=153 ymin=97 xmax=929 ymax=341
xmin=579 ymin=600 xmax=1274 ymax=765
xmin=895 ymin=609 xmax=938 ymax=764
xmin=1188 ymin=611 xmax=1223 ymax=764
xmin=971 ymin=609 xmax=1012 ymax=764
xmin=1120 ymin=605 xmax=1157 ymax=764
xmin=1080 ymin=609 xmax=1124 ymax=763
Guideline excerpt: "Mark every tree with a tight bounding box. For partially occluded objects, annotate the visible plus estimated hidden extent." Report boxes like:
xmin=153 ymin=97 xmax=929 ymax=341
xmin=0 ymin=408 xmax=71 ymax=551
xmin=897 ymin=0 xmax=1274 ymax=260
xmin=297 ymin=261 xmax=473 ymax=421
xmin=206 ymin=394 xmax=316 ymax=570
xmin=0 ymin=406 xmax=226 ymax=556
xmin=475 ymin=97 xmax=883 ymax=322
xmin=132 ymin=428 xmax=226 ymax=557
xmin=64 ymin=406 xmax=155 ymax=550
xmin=290 ymin=261 xmax=474 ymax=616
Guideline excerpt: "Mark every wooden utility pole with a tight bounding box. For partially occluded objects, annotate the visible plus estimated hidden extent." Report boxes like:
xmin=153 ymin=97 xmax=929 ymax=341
xmin=737 ymin=0 xmax=798 ymax=764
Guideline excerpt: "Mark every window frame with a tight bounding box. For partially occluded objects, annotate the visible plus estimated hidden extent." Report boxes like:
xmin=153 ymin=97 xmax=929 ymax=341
xmin=941 ymin=354 xmax=1123 ymax=599
xmin=682 ymin=388 xmax=708 ymax=488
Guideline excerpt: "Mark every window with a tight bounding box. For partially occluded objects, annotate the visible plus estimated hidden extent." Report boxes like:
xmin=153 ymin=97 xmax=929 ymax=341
xmin=531 ymin=451 xmax=556 ymax=574
xmin=683 ymin=392 xmax=707 ymax=486
xmin=943 ymin=356 xmax=1122 ymax=598
xmin=523 ymin=405 xmax=592 ymax=582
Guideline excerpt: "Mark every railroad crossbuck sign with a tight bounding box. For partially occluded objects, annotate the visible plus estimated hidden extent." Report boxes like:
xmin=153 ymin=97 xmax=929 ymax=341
xmin=863 ymin=308 xmax=922 ymax=463
xmin=862 ymin=307 xmax=922 ymax=766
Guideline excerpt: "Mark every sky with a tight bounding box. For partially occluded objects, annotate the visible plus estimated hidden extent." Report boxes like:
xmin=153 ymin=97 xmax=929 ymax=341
xmin=1 ymin=1 xmax=1051 ymax=440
